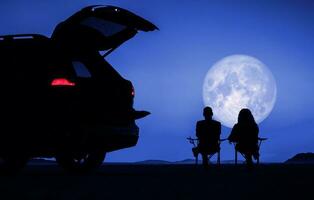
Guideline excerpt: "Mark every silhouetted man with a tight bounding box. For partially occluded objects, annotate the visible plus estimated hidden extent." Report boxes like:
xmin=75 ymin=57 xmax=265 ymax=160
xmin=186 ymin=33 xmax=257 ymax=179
xmin=195 ymin=107 xmax=221 ymax=167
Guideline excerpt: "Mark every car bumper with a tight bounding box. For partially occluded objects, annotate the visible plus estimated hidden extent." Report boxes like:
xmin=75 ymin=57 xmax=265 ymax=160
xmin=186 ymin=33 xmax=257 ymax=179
xmin=86 ymin=122 xmax=139 ymax=152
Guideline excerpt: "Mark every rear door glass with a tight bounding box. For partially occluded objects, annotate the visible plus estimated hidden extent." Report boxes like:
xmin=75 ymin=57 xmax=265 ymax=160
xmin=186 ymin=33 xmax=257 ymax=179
xmin=80 ymin=17 xmax=126 ymax=37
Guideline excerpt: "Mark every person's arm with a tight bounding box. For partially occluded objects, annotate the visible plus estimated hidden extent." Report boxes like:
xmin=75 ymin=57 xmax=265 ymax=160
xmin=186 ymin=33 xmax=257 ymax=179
xmin=254 ymin=124 xmax=259 ymax=142
xmin=196 ymin=121 xmax=200 ymax=139
xmin=228 ymin=124 xmax=238 ymax=143
xmin=217 ymin=122 xmax=222 ymax=140
xmin=218 ymin=122 xmax=221 ymax=136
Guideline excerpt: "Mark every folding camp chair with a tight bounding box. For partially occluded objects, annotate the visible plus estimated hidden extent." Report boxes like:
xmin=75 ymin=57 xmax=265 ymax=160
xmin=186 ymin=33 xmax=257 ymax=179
xmin=232 ymin=137 xmax=267 ymax=165
xmin=187 ymin=137 xmax=227 ymax=165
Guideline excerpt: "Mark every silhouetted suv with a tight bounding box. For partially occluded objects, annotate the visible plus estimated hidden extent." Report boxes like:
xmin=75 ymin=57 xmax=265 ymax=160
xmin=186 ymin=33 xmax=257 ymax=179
xmin=0 ymin=5 xmax=157 ymax=172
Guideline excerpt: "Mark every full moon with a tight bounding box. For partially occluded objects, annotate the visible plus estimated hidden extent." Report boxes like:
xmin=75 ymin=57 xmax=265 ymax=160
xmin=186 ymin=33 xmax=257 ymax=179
xmin=203 ymin=55 xmax=277 ymax=128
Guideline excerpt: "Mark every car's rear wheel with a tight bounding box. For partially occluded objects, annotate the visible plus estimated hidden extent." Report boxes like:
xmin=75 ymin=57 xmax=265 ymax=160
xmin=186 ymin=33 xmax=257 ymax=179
xmin=55 ymin=151 xmax=105 ymax=173
xmin=0 ymin=155 xmax=29 ymax=174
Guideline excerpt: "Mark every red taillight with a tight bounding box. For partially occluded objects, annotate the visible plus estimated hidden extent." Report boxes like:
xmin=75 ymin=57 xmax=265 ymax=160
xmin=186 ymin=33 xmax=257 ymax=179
xmin=51 ymin=78 xmax=76 ymax=87
xmin=131 ymin=86 xmax=135 ymax=96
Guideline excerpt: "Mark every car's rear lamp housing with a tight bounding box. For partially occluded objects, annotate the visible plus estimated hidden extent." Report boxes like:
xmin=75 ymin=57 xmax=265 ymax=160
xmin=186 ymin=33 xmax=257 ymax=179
xmin=51 ymin=78 xmax=76 ymax=87
xmin=131 ymin=86 xmax=135 ymax=96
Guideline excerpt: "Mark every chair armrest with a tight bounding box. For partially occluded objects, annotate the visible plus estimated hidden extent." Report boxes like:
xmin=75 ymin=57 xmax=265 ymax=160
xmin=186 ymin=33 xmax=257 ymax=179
xmin=187 ymin=137 xmax=198 ymax=146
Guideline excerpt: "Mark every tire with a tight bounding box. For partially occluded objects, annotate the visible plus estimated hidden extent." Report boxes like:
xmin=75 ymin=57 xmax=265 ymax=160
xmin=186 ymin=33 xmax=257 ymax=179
xmin=56 ymin=151 xmax=105 ymax=173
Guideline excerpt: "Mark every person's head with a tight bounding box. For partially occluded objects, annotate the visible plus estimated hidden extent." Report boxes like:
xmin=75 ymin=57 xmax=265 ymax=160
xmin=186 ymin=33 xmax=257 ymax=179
xmin=203 ymin=106 xmax=213 ymax=120
xmin=238 ymin=108 xmax=256 ymax=125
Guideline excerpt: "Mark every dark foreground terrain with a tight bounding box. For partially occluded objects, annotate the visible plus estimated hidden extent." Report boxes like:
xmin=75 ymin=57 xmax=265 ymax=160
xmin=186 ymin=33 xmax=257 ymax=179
xmin=0 ymin=163 xmax=313 ymax=200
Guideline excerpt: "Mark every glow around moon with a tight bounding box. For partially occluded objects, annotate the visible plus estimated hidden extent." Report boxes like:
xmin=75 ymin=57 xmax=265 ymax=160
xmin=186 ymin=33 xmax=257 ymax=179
xmin=203 ymin=55 xmax=277 ymax=128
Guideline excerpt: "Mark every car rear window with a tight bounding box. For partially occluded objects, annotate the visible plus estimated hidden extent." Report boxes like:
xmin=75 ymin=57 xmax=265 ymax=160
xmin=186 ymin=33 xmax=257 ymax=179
xmin=80 ymin=17 xmax=126 ymax=37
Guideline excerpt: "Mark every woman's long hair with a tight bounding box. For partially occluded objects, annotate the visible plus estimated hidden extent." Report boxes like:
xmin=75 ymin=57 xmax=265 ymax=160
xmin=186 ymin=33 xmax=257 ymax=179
xmin=237 ymin=108 xmax=257 ymax=125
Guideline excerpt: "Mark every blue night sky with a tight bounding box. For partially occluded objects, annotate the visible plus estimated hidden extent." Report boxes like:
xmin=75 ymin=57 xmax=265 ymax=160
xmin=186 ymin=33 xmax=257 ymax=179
xmin=1 ymin=0 xmax=314 ymax=162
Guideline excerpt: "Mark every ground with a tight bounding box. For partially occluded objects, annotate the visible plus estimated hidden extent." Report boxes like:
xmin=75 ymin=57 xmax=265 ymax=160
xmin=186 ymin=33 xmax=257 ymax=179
xmin=0 ymin=164 xmax=313 ymax=200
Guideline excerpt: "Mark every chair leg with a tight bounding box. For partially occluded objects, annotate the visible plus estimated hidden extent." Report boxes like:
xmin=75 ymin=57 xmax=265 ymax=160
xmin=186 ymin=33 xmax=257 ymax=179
xmin=195 ymin=154 xmax=198 ymax=165
xmin=217 ymin=151 xmax=221 ymax=166
xmin=257 ymin=150 xmax=260 ymax=165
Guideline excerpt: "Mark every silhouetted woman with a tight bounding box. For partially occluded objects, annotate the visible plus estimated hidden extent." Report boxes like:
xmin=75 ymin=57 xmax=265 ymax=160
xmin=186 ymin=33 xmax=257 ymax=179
xmin=228 ymin=109 xmax=259 ymax=166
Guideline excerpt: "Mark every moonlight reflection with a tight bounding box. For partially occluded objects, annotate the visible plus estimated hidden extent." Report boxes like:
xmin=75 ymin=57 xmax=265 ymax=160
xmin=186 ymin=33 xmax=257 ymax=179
xmin=203 ymin=55 xmax=277 ymax=128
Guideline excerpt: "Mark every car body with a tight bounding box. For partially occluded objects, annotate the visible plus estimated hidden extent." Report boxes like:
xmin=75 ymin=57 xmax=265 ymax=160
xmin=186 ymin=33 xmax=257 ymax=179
xmin=0 ymin=5 xmax=157 ymax=172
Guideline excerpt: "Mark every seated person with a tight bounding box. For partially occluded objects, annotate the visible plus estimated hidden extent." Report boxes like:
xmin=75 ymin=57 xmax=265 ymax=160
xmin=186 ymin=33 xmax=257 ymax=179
xmin=228 ymin=108 xmax=259 ymax=166
xmin=195 ymin=107 xmax=221 ymax=167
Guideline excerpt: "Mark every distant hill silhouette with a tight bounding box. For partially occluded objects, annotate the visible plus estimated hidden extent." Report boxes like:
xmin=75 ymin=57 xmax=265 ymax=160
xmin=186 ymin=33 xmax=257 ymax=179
xmin=174 ymin=159 xmax=196 ymax=164
xmin=135 ymin=160 xmax=172 ymax=165
xmin=134 ymin=159 xmax=244 ymax=165
xmin=174 ymin=159 xmax=242 ymax=164
xmin=285 ymin=153 xmax=314 ymax=164
xmin=25 ymin=158 xmax=247 ymax=165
